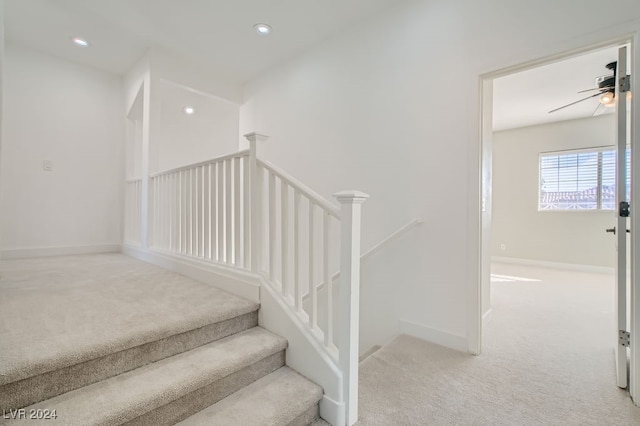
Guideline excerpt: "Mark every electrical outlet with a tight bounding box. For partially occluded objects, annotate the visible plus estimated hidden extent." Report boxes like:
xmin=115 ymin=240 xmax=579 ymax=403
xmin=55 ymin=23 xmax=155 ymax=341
xmin=500 ymin=243 xmax=506 ymax=251
xmin=43 ymin=160 xmax=53 ymax=172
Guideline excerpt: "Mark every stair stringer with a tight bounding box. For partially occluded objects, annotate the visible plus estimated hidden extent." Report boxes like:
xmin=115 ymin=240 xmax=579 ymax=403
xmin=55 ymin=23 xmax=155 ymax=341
xmin=258 ymin=275 xmax=344 ymax=426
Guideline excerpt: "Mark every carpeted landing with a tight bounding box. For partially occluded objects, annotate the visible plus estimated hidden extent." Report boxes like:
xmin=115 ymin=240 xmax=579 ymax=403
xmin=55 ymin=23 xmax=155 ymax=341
xmin=0 ymin=253 xmax=323 ymax=425
xmin=357 ymin=264 xmax=640 ymax=425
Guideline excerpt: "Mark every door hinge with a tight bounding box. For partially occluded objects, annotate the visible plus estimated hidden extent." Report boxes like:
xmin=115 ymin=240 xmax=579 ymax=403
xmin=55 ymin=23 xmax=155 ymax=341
xmin=619 ymin=330 xmax=630 ymax=348
xmin=619 ymin=201 xmax=630 ymax=218
xmin=620 ymin=75 xmax=631 ymax=93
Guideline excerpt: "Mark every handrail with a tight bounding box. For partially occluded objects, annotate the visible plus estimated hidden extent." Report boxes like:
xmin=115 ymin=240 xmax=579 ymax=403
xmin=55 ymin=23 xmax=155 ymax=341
xmin=258 ymin=159 xmax=340 ymax=218
xmin=302 ymin=218 xmax=423 ymax=300
xmin=361 ymin=218 xmax=423 ymax=261
xmin=150 ymin=149 xmax=250 ymax=178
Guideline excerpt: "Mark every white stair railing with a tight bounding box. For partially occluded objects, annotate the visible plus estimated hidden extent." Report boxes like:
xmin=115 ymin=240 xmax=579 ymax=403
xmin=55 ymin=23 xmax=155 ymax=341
xmin=149 ymin=150 xmax=251 ymax=268
xmin=257 ymin=156 xmax=342 ymax=350
xmin=124 ymin=178 xmax=142 ymax=245
xmin=135 ymin=133 xmax=367 ymax=426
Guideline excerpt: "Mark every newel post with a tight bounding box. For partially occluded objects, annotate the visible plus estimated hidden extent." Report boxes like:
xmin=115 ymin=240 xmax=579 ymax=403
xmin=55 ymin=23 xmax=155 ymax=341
xmin=334 ymin=190 xmax=369 ymax=426
xmin=245 ymin=132 xmax=269 ymax=273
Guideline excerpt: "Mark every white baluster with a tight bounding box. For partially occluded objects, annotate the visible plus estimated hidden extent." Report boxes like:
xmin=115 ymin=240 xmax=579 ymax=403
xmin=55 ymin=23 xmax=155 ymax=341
xmin=309 ymin=201 xmax=316 ymax=329
xmin=185 ymin=172 xmax=190 ymax=252
xmin=173 ymin=173 xmax=179 ymax=252
xmin=243 ymin=156 xmax=250 ymax=268
xmin=155 ymin=176 xmax=160 ymax=248
xmin=293 ymin=190 xmax=301 ymax=311
xmin=281 ymin=181 xmax=289 ymax=297
xmin=234 ymin=157 xmax=241 ymax=265
xmin=166 ymin=175 xmax=170 ymax=249
xmin=225 ymin=159 xmax=232 ymax=264
xmin=181 ymin=171 xmax=187 ymax=254
xmin=162 ymin=176 xmax=166 ymax=247
xmin=196 ymin=166 xmax=202 ymax=257
xmin=217 ymin=161 xmax=224 ymax=262
xmin=137 ymin=181 xmax=142 ymax=244
xmin=269 ymin=172 xmax=276 ymax=281
xmin=149 ymin=178 xmax=155 ymax=246
xmin=191 ymin=168 xmax=197 ymax=256
xmin=203 ymin=166 xmax=210 ymax=259
xmin=323 ymin=212 xmax=332 ymax=347
xmin=334 ymin=190 xmax=369 ymax=426
xmin=186 ymin=170 xmax=192 ymax=254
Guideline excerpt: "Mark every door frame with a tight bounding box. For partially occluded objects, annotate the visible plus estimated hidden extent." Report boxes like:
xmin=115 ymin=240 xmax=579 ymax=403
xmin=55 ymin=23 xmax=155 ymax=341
xmin=474 ymin=31 xmax=640 ymax=403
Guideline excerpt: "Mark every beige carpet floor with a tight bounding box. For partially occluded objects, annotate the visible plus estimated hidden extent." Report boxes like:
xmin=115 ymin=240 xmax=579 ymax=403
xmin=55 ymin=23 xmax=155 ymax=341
xmin=0 ymin=253 xmax=257 ymax=384
xmin=358 ymin=264 xmax=640 ymax=425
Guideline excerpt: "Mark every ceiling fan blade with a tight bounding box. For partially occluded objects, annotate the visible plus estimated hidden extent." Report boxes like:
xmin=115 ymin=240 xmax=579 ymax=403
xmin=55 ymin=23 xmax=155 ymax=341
xmin=548 ymin=92 xmax=602 ymax=114
xmin=577 ymin=87 xmax=605 ymax=94
xmin=592 ymin=102 xmax=603 ymax=117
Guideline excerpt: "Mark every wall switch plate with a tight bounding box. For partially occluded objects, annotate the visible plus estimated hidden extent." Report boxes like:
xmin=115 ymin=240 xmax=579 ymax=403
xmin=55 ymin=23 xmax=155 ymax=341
xmin=43 ymin=160 xmax=53 ymax=172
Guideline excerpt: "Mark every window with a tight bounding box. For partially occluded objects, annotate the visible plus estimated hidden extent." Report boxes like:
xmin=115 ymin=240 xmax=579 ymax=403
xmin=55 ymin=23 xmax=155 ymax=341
xmin=539 ymin=147 xmax=630 ymax=211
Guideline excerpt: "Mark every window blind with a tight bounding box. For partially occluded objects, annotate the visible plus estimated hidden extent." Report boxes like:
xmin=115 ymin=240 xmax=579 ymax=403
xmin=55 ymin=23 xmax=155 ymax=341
xmin=539 ymin=148 xmax=630 ymax=211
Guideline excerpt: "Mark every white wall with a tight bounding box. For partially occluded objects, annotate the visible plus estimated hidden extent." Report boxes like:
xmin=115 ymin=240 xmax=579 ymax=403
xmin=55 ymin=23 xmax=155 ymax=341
xmin=240 ymin=0 xmax=640 ymax=350
xmin=155 ymin=80 xmax=239 ymax=173
xmin=127 ymin=49 xmax=241 ymax=175
xmin=491 ymin=115 xmax=616 ymax=268
xmin=0 ymin=43 xmax=123 ymax=253
xmin=0 ymin=1 xmax=4 ymax=216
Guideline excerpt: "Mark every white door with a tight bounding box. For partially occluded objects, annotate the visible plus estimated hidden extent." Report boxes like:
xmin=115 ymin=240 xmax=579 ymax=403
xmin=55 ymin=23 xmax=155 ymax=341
xmin=614 ymin=45 xmax=631 ymax=389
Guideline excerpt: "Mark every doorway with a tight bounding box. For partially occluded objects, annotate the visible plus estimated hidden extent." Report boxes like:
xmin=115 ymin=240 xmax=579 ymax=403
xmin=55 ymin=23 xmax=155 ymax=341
xmin=477 ymin=38 xmax=638 ymax=403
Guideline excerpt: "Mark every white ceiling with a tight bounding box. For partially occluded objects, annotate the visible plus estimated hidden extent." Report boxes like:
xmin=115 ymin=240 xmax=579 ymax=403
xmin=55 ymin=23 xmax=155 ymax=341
xmin=4 ymin=0 xmax=401 ymax=82
xmin=493 ymin=46 xmax=620 ymax=131
xmin=4 ymin=1 xmax=624 ymax=131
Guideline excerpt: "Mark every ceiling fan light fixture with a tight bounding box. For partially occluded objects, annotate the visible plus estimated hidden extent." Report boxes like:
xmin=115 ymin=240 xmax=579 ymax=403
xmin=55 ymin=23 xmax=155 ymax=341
xmin=599 ymin=91 xmax=615 ymax=105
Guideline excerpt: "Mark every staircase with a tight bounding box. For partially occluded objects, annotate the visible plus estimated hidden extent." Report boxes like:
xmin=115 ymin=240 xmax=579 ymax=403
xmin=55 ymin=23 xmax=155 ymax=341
xmin=121 ymin=132 xmax=368 ymax=425
xmin=0 ymin=254 xmax=324 ymax=425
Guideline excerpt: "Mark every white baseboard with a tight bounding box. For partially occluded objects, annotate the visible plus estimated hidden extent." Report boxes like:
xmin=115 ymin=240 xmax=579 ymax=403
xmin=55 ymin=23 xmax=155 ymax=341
xmin=0 ymin=244 xmax=121 ymax=260
xmin=491 ymin=256 xmax=615 ymax=275
xmin=319 ymin=394 xmax=344 ymax=426
xmin=122 ymin=245 xmax=260 ymax=302
xmin=398 ymin=319 xmax=467 ymax=352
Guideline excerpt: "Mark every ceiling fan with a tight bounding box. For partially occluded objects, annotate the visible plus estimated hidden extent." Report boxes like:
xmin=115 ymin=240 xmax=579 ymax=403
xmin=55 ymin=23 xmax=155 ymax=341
xmin=548 ymin=61 xmax=617 ymax=114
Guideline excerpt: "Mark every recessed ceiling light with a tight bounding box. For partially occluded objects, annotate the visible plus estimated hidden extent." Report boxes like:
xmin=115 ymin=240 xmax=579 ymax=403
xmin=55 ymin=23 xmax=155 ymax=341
xmin=71 ymin=37 xmax=90 ymax=47
xmin=253 ymin=24 xmax=272 ymax=35
xmin=183 ymin=106 xmax=195 ymax=115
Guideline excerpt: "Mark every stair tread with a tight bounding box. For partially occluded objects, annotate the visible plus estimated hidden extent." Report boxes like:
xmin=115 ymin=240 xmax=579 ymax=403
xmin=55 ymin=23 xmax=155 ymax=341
xmin=3 ymin=327 xmax=286 ymax=425
xmin=178 ymin=367 xmax=323 ymax=426
xmin=0 ymin=254 xmax=259 ymax=385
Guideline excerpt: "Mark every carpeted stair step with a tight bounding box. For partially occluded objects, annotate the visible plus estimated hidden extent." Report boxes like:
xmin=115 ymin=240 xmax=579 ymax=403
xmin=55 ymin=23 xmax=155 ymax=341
xmin=178 ymin=367 xmax=323 ymax=426
xmin=1 ymin=327 xmax=286 ymax=426
xmin=0 ymin=259 xmax=259 ymax=411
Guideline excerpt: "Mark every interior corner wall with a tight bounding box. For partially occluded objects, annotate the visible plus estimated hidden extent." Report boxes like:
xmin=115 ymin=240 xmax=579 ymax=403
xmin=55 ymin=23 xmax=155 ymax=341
xmin=0 ymin=0 xmax=4 ymax=200
xmin=239 ymin=0 xmax=640 ymax=349
xmin=0 ymin=43 xmax=124 ymax=252
xmin=491 ymin=115 xmax=616 ymax=268
xmin=135 ymin=49 xmax=241 ymax=175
